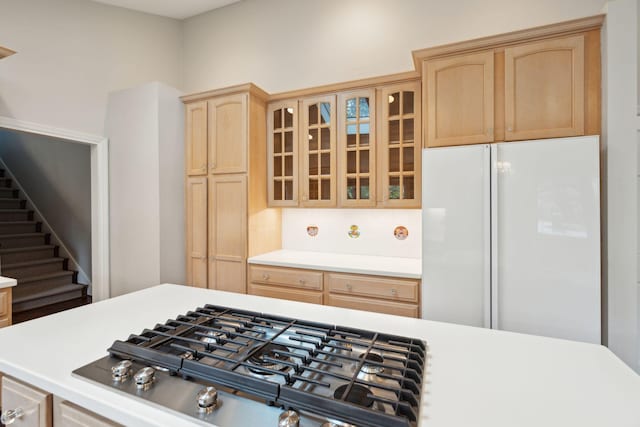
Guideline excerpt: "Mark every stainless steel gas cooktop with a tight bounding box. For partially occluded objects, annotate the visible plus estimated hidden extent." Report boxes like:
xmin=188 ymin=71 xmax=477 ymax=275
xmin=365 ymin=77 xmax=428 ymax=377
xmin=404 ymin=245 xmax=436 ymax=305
xmin=73 ymin=304 xmax=427 ymax=427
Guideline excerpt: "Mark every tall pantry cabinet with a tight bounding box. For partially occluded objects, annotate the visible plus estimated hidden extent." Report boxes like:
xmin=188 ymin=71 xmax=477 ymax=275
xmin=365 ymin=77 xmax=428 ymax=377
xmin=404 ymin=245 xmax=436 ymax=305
xmin=183 ymin=85 xmax=281 ymax=293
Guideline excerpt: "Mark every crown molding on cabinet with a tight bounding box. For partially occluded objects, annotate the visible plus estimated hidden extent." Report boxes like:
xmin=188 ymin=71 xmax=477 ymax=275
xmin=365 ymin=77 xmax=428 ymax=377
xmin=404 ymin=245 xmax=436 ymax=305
xmin=0 ymin=46 xmax=16 ymax=59
xmin=412 ymin=14 xmax=605 ymax=66
xmin=180 ymin=83 xmax=269 ymax=103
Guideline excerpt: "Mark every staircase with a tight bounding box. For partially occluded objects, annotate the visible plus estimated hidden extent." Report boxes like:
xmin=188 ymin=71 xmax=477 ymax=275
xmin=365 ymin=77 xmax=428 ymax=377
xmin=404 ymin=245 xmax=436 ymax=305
xmin=0 ymin=168 xmax=89 ymax=322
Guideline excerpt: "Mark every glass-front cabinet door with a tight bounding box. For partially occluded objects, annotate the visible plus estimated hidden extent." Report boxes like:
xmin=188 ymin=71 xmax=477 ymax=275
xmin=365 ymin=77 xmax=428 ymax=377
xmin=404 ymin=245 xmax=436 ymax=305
xmin=379 ymin=82 xmax=422 ymax=207
xmin=300 ymin=96 xmax=336 ymax=207
xmin=268 ymin=101 xmax=298 ymax=206
xmin=338 ymin=90 xmax=376 ymax=207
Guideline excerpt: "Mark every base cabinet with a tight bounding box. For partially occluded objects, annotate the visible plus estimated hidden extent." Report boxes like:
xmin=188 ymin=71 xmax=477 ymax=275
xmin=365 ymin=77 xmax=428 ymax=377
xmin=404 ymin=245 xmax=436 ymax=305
xmin=53 ymin=397 xmax=120 ymax=427
xmin=1 ymin=376 xmax=52 ymax=427
xmin=248 ymin=265 xmax=420 ymax=318
xmin=0 ymin=288 xmax=11 ymax=328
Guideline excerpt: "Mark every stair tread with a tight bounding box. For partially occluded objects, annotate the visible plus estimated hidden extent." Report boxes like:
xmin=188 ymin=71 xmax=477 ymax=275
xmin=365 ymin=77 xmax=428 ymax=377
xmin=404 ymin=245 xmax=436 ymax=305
xmin=2 ymin=257 xmax=65 ymax=268
xmin=0 ymin=198 xmax=21 ymax=201
xmin=0 ymin=232 xmax=46 ymax=238
xmin=0 ymin=244 xmax=56 ymax=253
xmin=0 ymin=221 xmax=38 ymax=225
xmin=19 ymin=270 xmax=74 ymax=283
xmin=13 ymin=283 xmax=87 ymax=304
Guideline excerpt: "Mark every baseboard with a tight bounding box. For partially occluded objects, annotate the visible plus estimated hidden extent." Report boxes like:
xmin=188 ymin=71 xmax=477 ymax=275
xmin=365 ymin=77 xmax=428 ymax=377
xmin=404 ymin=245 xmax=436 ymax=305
xmin=0 ymin=157 xmax=92 ymax=288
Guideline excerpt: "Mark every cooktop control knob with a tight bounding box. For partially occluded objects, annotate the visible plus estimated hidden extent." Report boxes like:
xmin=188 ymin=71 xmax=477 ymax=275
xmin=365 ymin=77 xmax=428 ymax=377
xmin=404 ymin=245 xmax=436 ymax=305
xmin=278 ymin=410 xmax=300 ymax=427
xmin=133 ymin=367 xmax=155 ymax=390
xmin=197 ymin=386 xmax=218 ymax=413
xmin=111 ymin=360 xmax=132 ymax=382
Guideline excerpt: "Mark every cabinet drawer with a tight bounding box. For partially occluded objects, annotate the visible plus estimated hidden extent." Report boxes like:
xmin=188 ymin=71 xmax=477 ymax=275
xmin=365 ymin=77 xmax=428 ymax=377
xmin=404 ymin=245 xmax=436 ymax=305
xmin=327 ymin=294 xmax=419 ymax=318
xmin=326 ymin=273 xmax=419 ymax=303
xmin=249 ymin=284 xmax=322 ymax=305
xmin=249 ymin=265 xmax=323 ymax=290
xmin=56 ymin=399 xmax=120 ymax=427
xmin=0 ymin=288 xmax=9 ymax=318
xmin=1 ymin=376 xmax=52 ymax=427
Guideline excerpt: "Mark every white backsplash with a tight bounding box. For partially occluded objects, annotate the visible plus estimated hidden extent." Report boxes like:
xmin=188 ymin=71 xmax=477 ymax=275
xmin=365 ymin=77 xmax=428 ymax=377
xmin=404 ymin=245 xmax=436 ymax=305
xmin=281 ymin=209 xmax=422 ymax=259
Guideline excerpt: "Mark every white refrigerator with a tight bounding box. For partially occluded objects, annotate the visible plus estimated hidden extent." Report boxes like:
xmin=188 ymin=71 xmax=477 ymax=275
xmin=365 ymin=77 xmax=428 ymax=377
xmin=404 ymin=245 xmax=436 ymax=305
xmin=422 ymin=136 xmax=601 ymax=344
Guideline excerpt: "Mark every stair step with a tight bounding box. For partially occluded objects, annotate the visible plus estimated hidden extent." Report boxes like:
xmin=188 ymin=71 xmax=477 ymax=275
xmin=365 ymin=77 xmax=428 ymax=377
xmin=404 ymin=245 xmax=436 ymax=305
xmin=0 ymin=245 xmax=57 ymax=263
xmin=0 ymin=177 xmax=12 ymax=188
xmin=0 ymin=232 xmax=49 ymax=249
xmin=1 ymin=257 xmax=66 ymax=278
xmin=12 ymin=283 xmax=87 ymax=313
xmin=0 ymin=188 xmax=18 ymax=199
xmin=0 ymin=221 xmax=41 ymax=234
xmin=0 ymin=209 xmax=33 ymax=221
xmin=0 ymin=198 xmax=25 ymax=209
xmin=18 ymin=270 xmax=75 ymax=289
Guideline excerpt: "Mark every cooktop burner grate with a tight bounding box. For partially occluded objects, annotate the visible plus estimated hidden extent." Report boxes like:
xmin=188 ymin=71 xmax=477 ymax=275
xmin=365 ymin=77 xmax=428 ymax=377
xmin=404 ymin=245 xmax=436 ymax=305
xmin=105 ymin=304 xmax=426 ymax=427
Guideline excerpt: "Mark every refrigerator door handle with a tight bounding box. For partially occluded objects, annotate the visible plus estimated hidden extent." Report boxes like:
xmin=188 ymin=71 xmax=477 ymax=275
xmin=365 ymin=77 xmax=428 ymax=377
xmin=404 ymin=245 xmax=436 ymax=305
xmin=490 ymin=145 xmax=499 ymax=329
xmin=483 ymin=145 xmax=492 ymax=328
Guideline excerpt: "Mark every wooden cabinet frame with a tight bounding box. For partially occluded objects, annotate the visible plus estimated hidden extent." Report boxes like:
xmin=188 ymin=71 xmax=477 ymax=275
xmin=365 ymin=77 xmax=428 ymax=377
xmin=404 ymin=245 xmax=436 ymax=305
xmin=185 ymin=177 xmax=208 ymax=288
xmin=267 ymin=100 xmax=299 ymax=206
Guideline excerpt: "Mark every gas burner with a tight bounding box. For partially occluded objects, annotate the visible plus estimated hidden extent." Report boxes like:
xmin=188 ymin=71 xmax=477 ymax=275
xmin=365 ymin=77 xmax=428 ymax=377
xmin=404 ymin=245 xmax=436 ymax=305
xmin=200 ymin=330 xmax=226 ymax=344
xmin=246 ymin=343 xmax=291 ymax=375
xmin=333 ymin=384 xmax=374 ymax=408
xmin=358 ymin=353 xmax=384 ymax=375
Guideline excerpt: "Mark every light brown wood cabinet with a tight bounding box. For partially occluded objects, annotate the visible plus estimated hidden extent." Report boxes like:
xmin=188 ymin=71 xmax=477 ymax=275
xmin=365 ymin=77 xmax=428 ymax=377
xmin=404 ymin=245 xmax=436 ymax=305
xmin=185 ymin=101 xmax=208 ymax=176
xmin=54 ymin=398 xmax=120 ymax=427
xmin=1 ymin=376 xmax=52 ymax=427
xmin=424 ymin=51 xmax=494 ymax=147
xmin=185 ymin=177 xmax=207 ymax=288
xmin=417 ymin=18 xmax=602 ymax=147
xmin=267 ymin=100 xmax=298 ymax=206
xmin=378 ymin=82 xmax=422 ymax=207
xmin=0 ymin=287 xmax=11 ymax=328
xmin=504 ymin=35 xmax=585 ymax=140
xmin=183 ymin=85 xmax=281 ymax=293
xmin=248 ymin=265 xmax=420 ymax=317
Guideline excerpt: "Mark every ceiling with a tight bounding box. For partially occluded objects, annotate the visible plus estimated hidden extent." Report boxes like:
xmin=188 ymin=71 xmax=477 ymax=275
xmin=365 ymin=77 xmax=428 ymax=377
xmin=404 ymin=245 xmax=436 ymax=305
xmin=89 ymin=0 xmax=242 ymax=19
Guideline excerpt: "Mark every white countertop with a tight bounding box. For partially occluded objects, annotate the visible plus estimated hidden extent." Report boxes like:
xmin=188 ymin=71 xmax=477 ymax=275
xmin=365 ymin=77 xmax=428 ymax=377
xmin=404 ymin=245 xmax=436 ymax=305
xmin=248 ymin=249 xmax=422 ymax=279
xmin=0 ymin=275 xmax=17 ymax=289
xmin=0 ymin=284 xmax=638 ymax=427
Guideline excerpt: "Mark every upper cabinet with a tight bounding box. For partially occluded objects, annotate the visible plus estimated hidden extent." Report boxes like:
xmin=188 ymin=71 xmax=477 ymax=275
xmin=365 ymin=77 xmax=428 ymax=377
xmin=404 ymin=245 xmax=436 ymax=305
xmin=504 ymin=35 xmax=585 ymax=140
xmin=268 ymin=100 xmax=298 ymax=206
xmin=208 ymin=94 xmax=248 ymax=174
xmin=186 ymin=101 xmax=208 ymax=176
xmin=424 ymin=51 xmax=494 ymax=147
xmin=379 ymin=82 xmax=422 ymax=207
xmin=338 ymin=90 xmax=376 ymax=207
xmin=300 ymin=95 xmax=337 ymax=207
xmin=416 ymin=16 xmax=602 ymax=148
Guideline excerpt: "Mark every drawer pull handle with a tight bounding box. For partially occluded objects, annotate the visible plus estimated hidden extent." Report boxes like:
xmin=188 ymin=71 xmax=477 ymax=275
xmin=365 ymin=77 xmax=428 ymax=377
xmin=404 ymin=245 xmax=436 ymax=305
xmin=391 ymin=289 xmax=398 ymax=296
xmin=263 ymin=274 xmax=270 ymax=281
xmin=299 ymin=279 xmax=306 ymax=286
xmin=1 ymin=408 xmax=25 ymax=425
xmin=346 ymin=284 xmax=352 ymax=291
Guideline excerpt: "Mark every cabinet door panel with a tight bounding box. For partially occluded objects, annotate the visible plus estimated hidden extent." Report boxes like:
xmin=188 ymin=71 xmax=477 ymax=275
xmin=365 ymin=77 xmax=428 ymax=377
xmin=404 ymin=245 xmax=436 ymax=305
xmin=379 ymin=82 xmax=421 ymax=207
xmin=300 ymin=96 xmax=337 ymax=207
xmin=249 ymin=284 xmax=323 ymax=305
xmin=338 ymin=90 xmax=376 ymax=207
xmin=327 ymin=294 xmax=418 ymax=318
xmin=425 ymin=51 xmax=494 ymax=147
xmin=267 ymin=101 xmax=298 ymax=206
xmin=56 ymin=400 xmax=119 ymax=427
xmin=326 ymin=273 xmax=419 ymax=303
xmin=186 ymin=177 xmax=207 ymax=288
xmin=209 ymin=94 xmax=248 ymax=174
xmin=185 ymin=101 xmax=208 ymax=176
xmin=249 ymin=265 xmax=323 ymax=290
xmin=209 ymin=175 xmax=247 ymax=293
xmin=0 ymin=288 xmax=9 ymax=318
xmin=1 ymin=376 xmax=52 ymax=427
xmin=505 ymin=35 xmax=584 ymax=140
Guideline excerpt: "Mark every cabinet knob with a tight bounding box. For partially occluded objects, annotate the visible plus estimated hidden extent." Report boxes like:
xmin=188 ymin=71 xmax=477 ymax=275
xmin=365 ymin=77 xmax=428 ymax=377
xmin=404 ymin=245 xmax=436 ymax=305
xmin=507 ymin=127 xmax=513 ymax=132
xmin=302 ymin=194 xmax=308 ymax=201
xmin=299 ymin=279 xmax=306 ymax=286
xmin=391 ymin=288 xmax=398 ymax=296
xmin=346 ymin=283 xmax=352 ymax=291
xmin=210 ymin=162 xmax=217 ymax=170
xmin=1 ymin=408 xmax=25 ymax=425
xmin=263 ymin=274 xmax=270 ymax=281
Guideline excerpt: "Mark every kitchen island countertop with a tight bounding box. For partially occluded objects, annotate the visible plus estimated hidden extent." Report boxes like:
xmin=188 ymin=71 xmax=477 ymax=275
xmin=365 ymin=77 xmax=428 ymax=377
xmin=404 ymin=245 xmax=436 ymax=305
xmin=248 ymin=249 xmax=421 ymax=279
xmin=0 ymin=275 xmax=17 ymax=289
xmin=0 ymin=284 xmax=638 ymax=427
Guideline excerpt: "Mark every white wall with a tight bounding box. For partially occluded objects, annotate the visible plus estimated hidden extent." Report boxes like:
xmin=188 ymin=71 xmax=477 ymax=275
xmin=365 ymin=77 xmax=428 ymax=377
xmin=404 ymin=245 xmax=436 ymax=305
xmin=282 ymin=209 xmax=421 ymax=258
xmin=105 ymin=82 xmax=185 ymax=297
xmin=0 ymin=0 xmax=183 ymax=135
xmin=183 ymin=0 xmax=607 ymax=94
xmin=603 ymin=0 xmax=639 ymax=372
xmin=0 ymin=129 xmax=92 ymax=280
